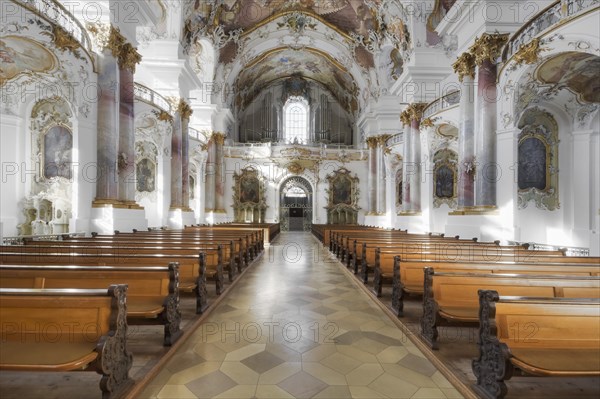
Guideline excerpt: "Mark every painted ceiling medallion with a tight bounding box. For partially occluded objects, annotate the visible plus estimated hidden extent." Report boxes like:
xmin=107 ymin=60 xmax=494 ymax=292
xmin=0 ymin=36 xmax=56 ymax=85
xmin=235 ymin=47 xmax=357 ymax=111
xmin=536 ymin=52 xmax=600 ymax=103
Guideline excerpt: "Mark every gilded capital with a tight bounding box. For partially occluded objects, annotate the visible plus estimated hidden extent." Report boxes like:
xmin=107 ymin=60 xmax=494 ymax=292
xmin=469 ymin=33 xmax=509 ymax=66
xmin=400 ymin=103 xmax=427 ymax=126
xmin=177 ymin=99 xmax=194 ymax=119
xmin=366 ymin=136 xmax=379 ymax=149
xmin=87 ymin=24 xmax=125 ymax=58
xmin=118 ymin=42 xmax=142 ymax=73
xmin=513 ymin=38 xmax=545 ymax=66
xmin=211 ymin=132 xmax=227 ymax=145
xmin=452 ymin=52 xmax=476 ymax=82
xmin=376 ymin=134 xmax=392 ymax=147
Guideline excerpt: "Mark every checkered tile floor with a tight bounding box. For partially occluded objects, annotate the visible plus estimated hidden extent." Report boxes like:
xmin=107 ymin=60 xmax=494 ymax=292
xmin=139 ymin=233 xmax=462 ymax=399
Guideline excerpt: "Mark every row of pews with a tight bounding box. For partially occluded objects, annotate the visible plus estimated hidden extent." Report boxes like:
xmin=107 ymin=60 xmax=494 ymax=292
xmin=0 ymin=224 xmax=279 ymax=398
xmin=312 ymin=224 xmax=600 ymax=399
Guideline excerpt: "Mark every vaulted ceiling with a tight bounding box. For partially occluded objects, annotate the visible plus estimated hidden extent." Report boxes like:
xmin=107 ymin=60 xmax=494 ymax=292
xmin=182 ymin=0 xmax=412 ymax=114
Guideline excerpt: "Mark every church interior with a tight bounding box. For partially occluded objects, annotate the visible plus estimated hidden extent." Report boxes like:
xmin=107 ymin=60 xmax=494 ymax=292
xmin=1 ymin=0 xmax=599 ymax=398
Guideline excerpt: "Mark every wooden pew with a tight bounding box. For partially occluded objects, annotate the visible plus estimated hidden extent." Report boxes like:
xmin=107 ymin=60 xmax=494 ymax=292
xmin=0 ymin=251 xmax=213 ymax=314
xmin=124 ymin=228 xmax=258 ymax=267
xmin=472 ymin=290 xmax=600 ymax=399
xmin=372 ymin=246 xmax=581 ymax=296
xmin=420 ymin=268 xmax=600 ymax=349
xmin=0 ymin=285 xmax=133 ymax=399
xmin=365 ymin=242 xmax=549 ymax=285
xmin=0 ymin=264 xmax=182 ymax=346
xmin=208 ymin=223 xmax=280 ymax=244
xmin=20 ymin=240 xmax=239 ymax=282
xmin=389 ymin=256 xmax=600 ymax=316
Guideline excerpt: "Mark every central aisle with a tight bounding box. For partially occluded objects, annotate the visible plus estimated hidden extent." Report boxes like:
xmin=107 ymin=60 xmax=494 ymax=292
xmin=140 ymin=233 xmax=462 ymax=399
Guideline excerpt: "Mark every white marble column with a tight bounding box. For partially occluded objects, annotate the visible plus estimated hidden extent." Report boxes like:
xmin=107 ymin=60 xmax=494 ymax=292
xmin=180 ymin=104 xmax=193 ymax=212
xmin=376 ymin=136 xmax=391 ymax=214
xmin=170 ymin=103 xmax=183 ymax=210
xmin=471 ymin=33 xmax=508 ymax=209
xmin=117 ymin=43 xmax=141 ymax=209
xmin=453 ymin=52 xmax=477 ymax=210
xmin=366 ymin=137 xmax=378 ymax=214
xmin=92 ymin=27 xmax=123 ymax=206
xmin=204 ymin=136 xmax=216 ymax=212
xmin=213 ymin=132 xmax=227 ymax=212
xmin=400 ymin=104 xmax=427 ymax=214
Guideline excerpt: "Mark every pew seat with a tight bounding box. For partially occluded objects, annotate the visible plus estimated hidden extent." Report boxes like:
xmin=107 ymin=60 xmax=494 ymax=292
xmin=472 ymin=291 xmax=600 ymax=399
xmin=0 ymin=264 xmax=182 ymax=346
xmin=420 ymin=268 xmax=600 ymax=349
xmin=0 ymin=286 xmax=133 ymax=398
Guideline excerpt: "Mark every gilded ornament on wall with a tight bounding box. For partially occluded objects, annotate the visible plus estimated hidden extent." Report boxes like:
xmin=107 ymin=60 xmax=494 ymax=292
xmin=287 ymin=162 xmax=305 ymax=175
xmin=325 ymin=168 xmax=360 ymax=225
xmin=232 ymin=167 xmax=267 ymax=223
xmin=517 ymin=108 xmax=559 ymax=211
xmin=513 ymin=38 xmax=545 ymax=66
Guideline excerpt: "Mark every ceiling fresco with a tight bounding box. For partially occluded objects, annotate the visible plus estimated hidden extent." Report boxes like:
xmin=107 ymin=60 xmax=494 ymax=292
xmin=188 ymin=0 xmax=381 ymax=37
xmin=235 ymin=47 xmax=358 ymax=111
xmin=0 ymin=36 xmax=57 ymax=85
xmin=183 ymin=0 xmax=413 ymax=114
xmin=537 ymin=52 xmax=600 ymax=104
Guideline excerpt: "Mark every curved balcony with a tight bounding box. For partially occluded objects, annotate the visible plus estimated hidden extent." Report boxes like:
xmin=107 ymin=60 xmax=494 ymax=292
xmin=422 ymin=91 xmax=460 ymax=120
xmin=12 ymin=0 xmax=93 ymax=55
xmin=386 ymin=133 xmax=404 ymax=147
xmin=134 ymin=83 xmax=172 ymax=114
xmin=189 ymin=127 xmax=208 ymax=143
xmin=503 ymin=0 xmax=599 ymax=63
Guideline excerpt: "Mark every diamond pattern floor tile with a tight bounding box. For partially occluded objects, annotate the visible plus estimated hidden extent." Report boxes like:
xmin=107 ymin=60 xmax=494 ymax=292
xmin=240 ymin=350 xmax=285 ymax=374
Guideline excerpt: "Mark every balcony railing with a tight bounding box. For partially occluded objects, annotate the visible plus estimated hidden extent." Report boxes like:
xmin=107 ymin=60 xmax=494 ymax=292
xmin=13 ymin=0 xmax=93 ymax=54
xmin=386 ymin=133 xmax=404 ymax=147
xmin=422 ymin=91 xmax=460 ymax=120
xmin=188 ymin=127 xmax=208 ymax=142
xmin=504 ymin=0 xmax=599 ymax=62
xmin=134 ymin=83 xmax=172 ymax=114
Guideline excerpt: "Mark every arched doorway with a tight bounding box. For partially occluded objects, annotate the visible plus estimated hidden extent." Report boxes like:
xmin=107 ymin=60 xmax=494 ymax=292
xmin=280 ymin=177 xmax=312 ymax=231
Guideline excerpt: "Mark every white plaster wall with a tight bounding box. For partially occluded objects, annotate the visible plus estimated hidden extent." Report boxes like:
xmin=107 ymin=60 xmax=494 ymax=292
xmin=0 ymin=114 xmax=24 ymax=237
xmin=218 ymin=156 xmax=369 ymax=225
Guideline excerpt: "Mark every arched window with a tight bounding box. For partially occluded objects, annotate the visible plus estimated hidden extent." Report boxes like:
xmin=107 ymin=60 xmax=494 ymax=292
xmin=283 ymin=97 xmax=309 ymax=143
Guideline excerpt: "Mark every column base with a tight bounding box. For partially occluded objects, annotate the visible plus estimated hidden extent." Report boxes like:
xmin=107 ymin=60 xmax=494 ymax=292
xmin=90 ymin=206 xmax=148 ymax=235
xmin=445 ymin=212 xmax=506 ymax=243
xmin=449 ymin=206 xmax=498 ymax=216
xmin=395 ymin=213 xmax=425 ymax=233
xmin=167 ymin=208 xmax=196 ymax=229
xmin=397 ymin=211 xmax=422 ymax=216
xmin=92 ymin=199 xmax=144 ymax=210
xmin=204 ymin=210 xmax=231 ymax=225
xmin=363 ymin=213 xmax=391 ymax=228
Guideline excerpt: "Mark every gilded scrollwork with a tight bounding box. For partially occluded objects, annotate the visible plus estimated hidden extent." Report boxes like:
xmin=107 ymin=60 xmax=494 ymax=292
xmin=512 ymin=38 xmax=546 ymax=66
xmin=400 ymin=103 xmax=427 ymax=126
xmin=232 ymin=167 xmax=267 ymax=223
xmin=469 ymin=33 xmax=509 ymax=66
xmin=452 ymin=52 xmax=476 ymax=82
xmin=325 ymin=168 xmax=360 ymax=225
